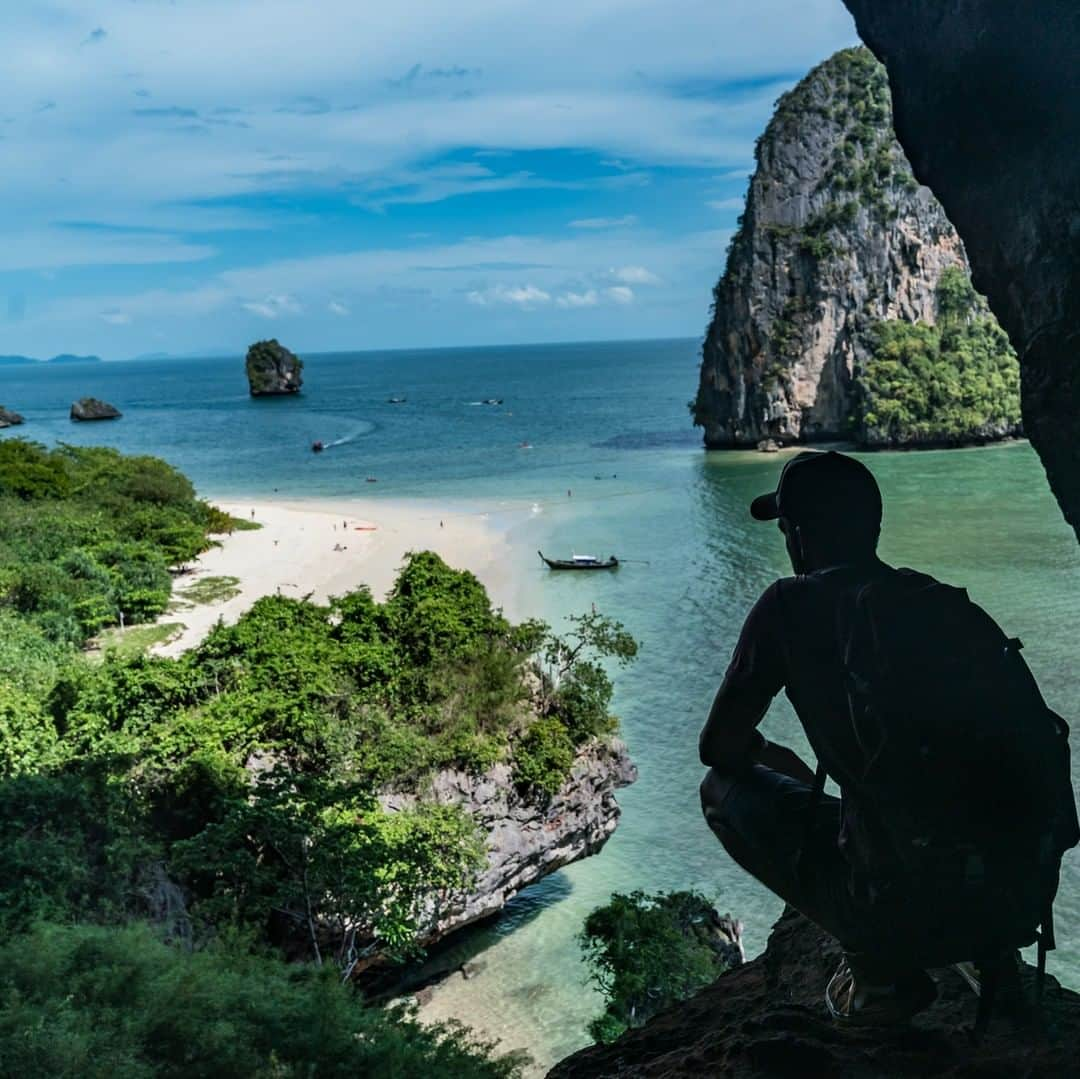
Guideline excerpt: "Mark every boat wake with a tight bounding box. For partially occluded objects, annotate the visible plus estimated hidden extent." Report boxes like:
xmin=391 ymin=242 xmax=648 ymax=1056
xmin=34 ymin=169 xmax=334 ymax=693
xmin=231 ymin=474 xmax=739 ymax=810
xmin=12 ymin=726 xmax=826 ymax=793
xmin=312 ymin=419 xmax=375 ymax=450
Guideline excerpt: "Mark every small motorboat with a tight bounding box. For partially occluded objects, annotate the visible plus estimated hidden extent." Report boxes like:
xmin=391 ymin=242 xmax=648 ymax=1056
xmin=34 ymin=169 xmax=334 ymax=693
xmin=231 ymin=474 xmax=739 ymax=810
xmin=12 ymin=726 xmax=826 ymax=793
xmin=365 ymin=476 xmax=378 ymax=483
xmin=482 ymin=398 xmax=503 ymax=405
xmin=312 ymin=440 xmax=325 ymax=453
xmin=387 ymin=396 xmax=407 ymax=404
xmin=538 ymin=550 xmax=619 ymax=570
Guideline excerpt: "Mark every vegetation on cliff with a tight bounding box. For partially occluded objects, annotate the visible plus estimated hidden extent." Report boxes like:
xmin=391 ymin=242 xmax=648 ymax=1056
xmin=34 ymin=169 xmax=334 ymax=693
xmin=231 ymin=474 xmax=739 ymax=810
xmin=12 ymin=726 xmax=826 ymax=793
xmin=858 ymin=267 xmax=1021 ymax=444
xmin=580 ymin=890 xmax=736 ymax=1044
xmin=0 ymin=444 xmax=635 ymax=1074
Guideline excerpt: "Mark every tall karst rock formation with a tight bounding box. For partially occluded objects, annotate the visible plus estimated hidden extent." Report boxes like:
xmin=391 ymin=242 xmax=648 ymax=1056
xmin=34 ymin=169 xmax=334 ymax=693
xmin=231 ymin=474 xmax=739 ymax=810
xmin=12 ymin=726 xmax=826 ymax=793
xmin=693 ymin=47 xmax=1020 ymax=449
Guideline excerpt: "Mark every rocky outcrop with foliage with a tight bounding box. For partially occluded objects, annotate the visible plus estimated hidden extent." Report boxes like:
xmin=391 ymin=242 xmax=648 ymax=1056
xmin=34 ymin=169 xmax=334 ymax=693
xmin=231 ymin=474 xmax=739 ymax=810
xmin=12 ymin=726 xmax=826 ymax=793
xmin=693 ymin=47 xmax=1021 ymax=449
xmin=552 ymin=908 xmax=1080 ymax=1078
xmin=0 ymin=407 xmax=24 ymax=427
xmin=382 ymin=738 xmax=636 ymax=955
xmin=245 ymin=338 xmax=304 ymax=395
xmin=838 ymin=2 xmax=1080 ymax=539
xmin=0 ymin=453 xmax=637 ymax=973
xmin=70 ymin=397 xmax=122 ymax=421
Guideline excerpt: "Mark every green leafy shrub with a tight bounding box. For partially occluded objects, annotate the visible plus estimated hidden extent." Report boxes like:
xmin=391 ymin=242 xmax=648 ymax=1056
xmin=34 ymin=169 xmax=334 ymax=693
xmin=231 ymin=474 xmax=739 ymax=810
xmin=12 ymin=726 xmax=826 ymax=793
xmin=0 ymin=442 xmax=222 ymax=646
xmin=0 ymin=922 xmax=526 ymax=1078
xmin=513 ymin=718 xmax=575 ymax=796
xmin=580 ymin=891 xmax=734 ymax=1044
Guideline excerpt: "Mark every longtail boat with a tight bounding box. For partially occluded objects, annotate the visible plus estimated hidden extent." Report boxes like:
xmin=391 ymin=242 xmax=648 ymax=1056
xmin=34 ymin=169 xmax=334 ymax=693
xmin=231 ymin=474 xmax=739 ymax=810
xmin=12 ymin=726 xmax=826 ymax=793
xmin=538 ymin=550 xmax=618 ymax=570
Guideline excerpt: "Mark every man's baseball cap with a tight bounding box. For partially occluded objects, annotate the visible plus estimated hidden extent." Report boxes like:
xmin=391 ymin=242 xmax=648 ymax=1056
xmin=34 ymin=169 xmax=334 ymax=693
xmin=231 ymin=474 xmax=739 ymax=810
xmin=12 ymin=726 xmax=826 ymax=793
xmin=749 ymin=450 xmax=882 ymax=527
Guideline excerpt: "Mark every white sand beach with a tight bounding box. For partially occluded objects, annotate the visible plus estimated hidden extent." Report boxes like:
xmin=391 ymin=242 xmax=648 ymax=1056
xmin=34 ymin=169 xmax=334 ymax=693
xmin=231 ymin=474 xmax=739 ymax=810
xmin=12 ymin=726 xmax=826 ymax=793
xmin=154 ymin=497 xmax=519 ymax=657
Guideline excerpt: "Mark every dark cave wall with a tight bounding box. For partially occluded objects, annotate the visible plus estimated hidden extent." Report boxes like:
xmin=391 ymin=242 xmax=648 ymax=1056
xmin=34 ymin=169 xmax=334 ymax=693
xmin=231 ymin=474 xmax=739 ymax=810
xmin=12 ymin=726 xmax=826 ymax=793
xmin=840 ymin=1 xmax=1080 ymax=539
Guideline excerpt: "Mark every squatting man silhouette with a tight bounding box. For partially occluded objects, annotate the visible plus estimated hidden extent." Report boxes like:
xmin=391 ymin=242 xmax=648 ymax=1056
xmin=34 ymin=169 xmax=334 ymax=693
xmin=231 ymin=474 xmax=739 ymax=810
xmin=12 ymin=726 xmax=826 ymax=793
xmin=699 ymin=450 xmax=1078 ymax=1026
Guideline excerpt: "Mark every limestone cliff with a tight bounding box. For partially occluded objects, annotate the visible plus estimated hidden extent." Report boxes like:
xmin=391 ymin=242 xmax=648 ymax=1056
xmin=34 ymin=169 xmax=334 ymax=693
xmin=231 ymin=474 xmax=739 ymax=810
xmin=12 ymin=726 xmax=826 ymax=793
xmin=837 ymin=2 xmax=1080 ymax=539
xmin=245 ymin=339 xmax=303 ymax=396
xmin=380 ymin=737 xmax=636 ymax=955
xmin=693 ymin=47 xmax=1020 ymax=449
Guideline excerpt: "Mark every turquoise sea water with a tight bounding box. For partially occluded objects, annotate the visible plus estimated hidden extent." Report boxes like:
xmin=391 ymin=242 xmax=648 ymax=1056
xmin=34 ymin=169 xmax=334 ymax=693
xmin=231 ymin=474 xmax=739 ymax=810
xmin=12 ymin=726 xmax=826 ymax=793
xmin=4 ymin=340 xmax=1080 ymax=1068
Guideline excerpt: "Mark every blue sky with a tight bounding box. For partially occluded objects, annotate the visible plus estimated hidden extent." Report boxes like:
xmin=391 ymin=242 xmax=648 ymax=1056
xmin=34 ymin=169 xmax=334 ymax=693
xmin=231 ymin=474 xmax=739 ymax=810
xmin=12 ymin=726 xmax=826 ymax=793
xmin=2 ymin=1 xmax=858 ymax=359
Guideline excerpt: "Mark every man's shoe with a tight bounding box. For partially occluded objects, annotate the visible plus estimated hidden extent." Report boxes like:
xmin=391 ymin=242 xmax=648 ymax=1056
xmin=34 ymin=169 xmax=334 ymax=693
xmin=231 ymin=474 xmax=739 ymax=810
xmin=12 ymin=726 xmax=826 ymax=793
xmin=826 ymin=958 xmax=938 ymax=1026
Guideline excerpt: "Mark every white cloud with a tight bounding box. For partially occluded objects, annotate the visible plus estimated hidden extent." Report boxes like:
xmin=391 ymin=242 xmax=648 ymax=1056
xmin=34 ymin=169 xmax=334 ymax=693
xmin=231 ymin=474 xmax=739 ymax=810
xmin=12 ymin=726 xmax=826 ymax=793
xmin=1 ymin=1 xmax=856 ymax=267
xmin=707 ymin=197 xmax=745 ymax=210
xmin=0 ymin=230 xmax=214 ymax=273
xmin=100 ymin=310 xmax=130 ymax=325
xmin=570 ymin=215 xmax=638 ymax=229
xmin=605 ymin=285 xmax=634 ymax=305
xmin=328 ymin=300 xmax=350 ymax=316
xmin=467 ymin=283 xmax=551 ymax=308
xmin=610 ymin=265 xmax=660 ymax=285
xmin=36 ymin=229 xmax=734 ymax=330
xmin=556 ymin=289 xmax=599 ymax=308
xmin=242 ymin=293 xmax=303 ymax=318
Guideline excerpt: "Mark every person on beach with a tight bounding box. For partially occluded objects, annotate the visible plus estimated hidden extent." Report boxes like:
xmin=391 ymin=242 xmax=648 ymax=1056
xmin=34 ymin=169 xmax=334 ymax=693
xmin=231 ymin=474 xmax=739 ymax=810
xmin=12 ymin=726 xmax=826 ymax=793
xmin=699 ymin=450 xmax=1077 ymax=1026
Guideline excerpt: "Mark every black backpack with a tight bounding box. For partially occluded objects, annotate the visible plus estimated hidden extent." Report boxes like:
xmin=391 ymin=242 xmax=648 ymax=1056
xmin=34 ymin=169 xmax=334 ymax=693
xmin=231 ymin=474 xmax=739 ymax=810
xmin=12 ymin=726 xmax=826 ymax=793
xmin=811 ymin=569 xmax=1079 ymax=981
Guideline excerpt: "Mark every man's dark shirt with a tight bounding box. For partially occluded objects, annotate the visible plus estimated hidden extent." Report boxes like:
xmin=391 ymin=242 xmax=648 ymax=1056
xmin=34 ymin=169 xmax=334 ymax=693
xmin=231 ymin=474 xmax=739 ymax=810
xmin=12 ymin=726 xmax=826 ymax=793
xmin=699 ymin=560 xmax=936 ymax=869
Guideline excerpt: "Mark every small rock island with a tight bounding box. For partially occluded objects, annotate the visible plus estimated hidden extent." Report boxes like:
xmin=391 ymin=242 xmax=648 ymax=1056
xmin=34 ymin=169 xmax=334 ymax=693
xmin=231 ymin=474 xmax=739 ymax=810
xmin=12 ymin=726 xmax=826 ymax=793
xmin=245 ymin=338 xmax=304 ymax=396
xmin=70 ymin=398 xmax=121 ymax=421
xmin=0 ymin=407 xmax=25 ymax=428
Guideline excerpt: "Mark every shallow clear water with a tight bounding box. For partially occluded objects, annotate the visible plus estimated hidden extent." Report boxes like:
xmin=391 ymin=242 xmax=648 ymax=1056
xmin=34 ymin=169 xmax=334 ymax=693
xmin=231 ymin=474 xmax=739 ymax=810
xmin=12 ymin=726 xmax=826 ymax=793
xmin=5 ymin=342 xmax=1080 ymax=1068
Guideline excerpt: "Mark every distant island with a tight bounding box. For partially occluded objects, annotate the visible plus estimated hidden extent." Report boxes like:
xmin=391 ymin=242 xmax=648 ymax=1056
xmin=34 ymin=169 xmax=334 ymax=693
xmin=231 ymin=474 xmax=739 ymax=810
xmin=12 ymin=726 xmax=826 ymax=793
xmin=245 ymin=338 xmax=304 ymax=396
xmin=0 ymin=353 xmax=103 ymax=366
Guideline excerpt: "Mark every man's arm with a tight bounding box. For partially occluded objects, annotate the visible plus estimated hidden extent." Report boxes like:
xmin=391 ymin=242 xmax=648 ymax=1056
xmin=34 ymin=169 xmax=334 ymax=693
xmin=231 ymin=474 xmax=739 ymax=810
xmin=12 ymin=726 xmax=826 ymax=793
xmin=698 ymin=682 xmax=769 ymax=770
xmin=699 ymin=584 xmax=785 ymax=772
xmin=699 ymin=675 xmax=816 ymax=784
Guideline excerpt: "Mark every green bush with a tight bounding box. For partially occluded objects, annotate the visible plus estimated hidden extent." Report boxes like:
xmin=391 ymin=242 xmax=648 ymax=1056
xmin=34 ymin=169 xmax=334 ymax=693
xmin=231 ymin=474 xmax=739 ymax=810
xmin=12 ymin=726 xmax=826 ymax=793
xmin=513 ymin=718 xmax=575 ymax=796
xmin=0 ymin=922 xmax=526 ymax=1078
xmin=0 ymin=442 xmax=221 ymax=646
xmin=580 ymin=891 xmax=734 ymax=1044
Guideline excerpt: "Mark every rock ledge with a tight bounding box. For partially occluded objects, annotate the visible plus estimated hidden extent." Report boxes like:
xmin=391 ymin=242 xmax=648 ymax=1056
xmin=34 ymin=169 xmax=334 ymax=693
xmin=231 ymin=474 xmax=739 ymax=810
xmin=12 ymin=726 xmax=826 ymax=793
xmin=550 ymin=908 xmax=1080 ymax=1078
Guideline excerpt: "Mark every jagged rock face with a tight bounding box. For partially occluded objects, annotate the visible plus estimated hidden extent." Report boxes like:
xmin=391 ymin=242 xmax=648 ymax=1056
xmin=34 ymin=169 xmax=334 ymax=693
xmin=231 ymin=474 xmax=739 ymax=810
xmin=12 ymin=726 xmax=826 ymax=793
xmin=70 ymin=398 xmax=121 ymax=421
xmin=245 ymin=339 xmax=304 ymax=396
xmin=694 ymin=48 xmax=996 ymax=448
xmin=381 ymin=738 xmax=636 ymax=949
xmin=550 ymin=908 xmax=1080 ymax=1078
xmin=0 ymin=407 xmax=24 ymax=427
xmin=839 ymin=2 xmax=1080 ymax=540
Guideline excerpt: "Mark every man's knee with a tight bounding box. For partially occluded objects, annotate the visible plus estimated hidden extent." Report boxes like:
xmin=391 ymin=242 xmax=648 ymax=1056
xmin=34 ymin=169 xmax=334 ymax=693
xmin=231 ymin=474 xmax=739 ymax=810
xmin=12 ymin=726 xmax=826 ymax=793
xmin=700 ymin=767 xmax=735 ymax=825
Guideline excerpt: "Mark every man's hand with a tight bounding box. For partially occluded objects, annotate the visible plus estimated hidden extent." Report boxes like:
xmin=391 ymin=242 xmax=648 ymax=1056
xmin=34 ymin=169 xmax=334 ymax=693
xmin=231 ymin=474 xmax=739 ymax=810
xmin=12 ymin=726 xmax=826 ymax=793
xmin=756 ymin=739 xmax=817 ymax=786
